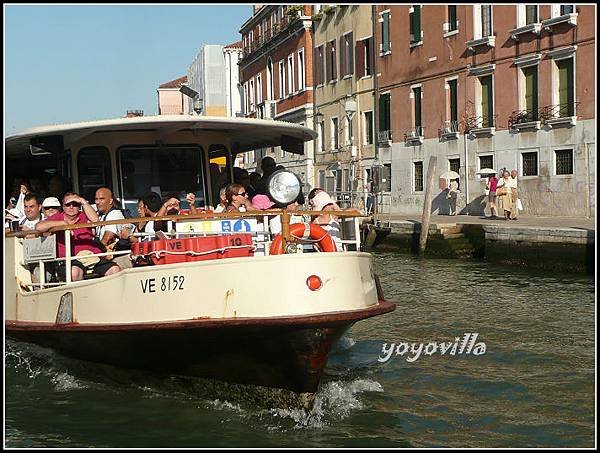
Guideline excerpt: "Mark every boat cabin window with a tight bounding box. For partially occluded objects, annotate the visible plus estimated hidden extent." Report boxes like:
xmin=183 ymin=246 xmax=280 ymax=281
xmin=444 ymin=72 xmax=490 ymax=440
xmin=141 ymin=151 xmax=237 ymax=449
xmin=117 ymin=145 xmax=206 ymax=214
xmin=6 ymin=151 xmax=72 ymax=201
xmin=77 ymin=147 xmax=112 ymax=203
xmin=208 ymin=144 xmax=232 ymax=205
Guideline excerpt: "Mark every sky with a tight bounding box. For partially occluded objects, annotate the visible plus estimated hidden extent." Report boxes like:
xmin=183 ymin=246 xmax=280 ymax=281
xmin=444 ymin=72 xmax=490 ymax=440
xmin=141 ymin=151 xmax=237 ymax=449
xmin=4 ymin=4 xmax=252 ymax=134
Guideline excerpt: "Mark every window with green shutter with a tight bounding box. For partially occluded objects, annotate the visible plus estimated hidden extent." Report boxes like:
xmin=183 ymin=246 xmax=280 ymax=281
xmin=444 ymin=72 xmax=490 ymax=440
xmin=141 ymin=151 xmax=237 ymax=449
xmin=448 ymin=6 xmax=457 ymax=31
xmin=557 ymin=58 xmax=574 ymax=116
xmin=523 ymin=66 xmax=538 ymax=120
xmin=413 ymin=87 xmax=422 ymax=128
xmin=382 ymin=11 xmax=390 ymax=53
xmin=379 ymin=93 xmax=391 ymax=134
xmin=525 ymin=5 xmax=538 ymax=24
xmin=410 ymin=6 xmax=421 ymax=43
xmin=481 ymin=5 xmax=492 ymax=38
xmin=480 ymin=75 xmax=493 ymax=127
xmin=448 ymin=79 xmax=458 ymax=123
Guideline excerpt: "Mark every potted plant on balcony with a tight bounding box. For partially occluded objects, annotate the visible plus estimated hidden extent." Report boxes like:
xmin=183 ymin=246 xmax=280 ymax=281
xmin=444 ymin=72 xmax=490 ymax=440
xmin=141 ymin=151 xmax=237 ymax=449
xmin=311 ymin=10 xmax=323 ymax=21
xmin=286 ymin=5 xmax=303 ymax=19
xmin=322 ymin=5 xmax=336 ymax=15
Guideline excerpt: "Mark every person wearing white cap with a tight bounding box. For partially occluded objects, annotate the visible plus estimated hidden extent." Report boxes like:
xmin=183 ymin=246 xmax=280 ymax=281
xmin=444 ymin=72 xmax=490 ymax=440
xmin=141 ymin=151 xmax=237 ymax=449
xmin=311 ymin=191 xmax=343 ymax=251
xmin=42 ymin=197 xmax=61 ymax=217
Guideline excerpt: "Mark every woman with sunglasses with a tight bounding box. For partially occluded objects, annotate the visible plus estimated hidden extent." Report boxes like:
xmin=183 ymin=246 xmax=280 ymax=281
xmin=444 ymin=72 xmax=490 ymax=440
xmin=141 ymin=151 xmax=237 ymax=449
xmin=36 ymin=192 xmax=121 ymax=281
xmin=224 ymin=183 xmax=250 ymax=213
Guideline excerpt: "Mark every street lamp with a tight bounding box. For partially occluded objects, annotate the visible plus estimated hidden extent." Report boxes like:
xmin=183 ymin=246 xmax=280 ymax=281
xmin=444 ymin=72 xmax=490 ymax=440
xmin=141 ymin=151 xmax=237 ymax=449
xmin=179 ymin=83 xmax=203 ymax=114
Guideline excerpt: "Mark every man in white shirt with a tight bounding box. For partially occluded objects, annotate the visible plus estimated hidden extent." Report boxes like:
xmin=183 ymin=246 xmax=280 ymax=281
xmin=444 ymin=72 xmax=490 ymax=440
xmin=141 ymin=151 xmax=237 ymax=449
xmin=20 ymin=193 xmax=45 ymax=231
xmin=94 ymin=187 xmax=126 ymax=247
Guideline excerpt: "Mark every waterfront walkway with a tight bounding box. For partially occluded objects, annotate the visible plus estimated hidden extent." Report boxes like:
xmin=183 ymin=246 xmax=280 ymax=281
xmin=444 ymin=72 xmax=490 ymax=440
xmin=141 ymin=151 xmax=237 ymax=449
xmin=374 ymin=213 xmax=595 ymax=231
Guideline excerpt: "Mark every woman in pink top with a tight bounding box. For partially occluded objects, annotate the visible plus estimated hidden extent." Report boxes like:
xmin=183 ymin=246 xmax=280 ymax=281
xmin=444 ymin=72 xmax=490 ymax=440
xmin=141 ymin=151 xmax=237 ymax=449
xmin=36 ymin=192 xmax=121 ymax=281
xmin=487 ymin=174 xmax=499 ymax=219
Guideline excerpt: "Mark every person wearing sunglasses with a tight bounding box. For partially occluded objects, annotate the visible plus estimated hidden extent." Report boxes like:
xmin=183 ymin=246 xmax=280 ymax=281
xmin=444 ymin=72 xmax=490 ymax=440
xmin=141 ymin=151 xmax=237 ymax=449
xmin=36 ymin=192 xmax=121 ymax=281
xmin=224 ymin=183 xmax=250 ymax=213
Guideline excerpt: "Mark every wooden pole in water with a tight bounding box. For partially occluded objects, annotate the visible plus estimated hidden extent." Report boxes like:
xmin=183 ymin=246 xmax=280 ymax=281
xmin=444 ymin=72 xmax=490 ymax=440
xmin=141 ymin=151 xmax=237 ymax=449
xmin=419 ymin=156 xmax=437 ymax=255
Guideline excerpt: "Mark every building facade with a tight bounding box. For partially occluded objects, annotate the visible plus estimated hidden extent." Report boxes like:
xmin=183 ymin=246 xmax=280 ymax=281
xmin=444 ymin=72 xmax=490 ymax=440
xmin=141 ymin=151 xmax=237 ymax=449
xmin=374 ymin=4 xmax=595 ymax=217
xmin=187 ymin=43 xmax=243 ymax=117
xmin=312 ymin=4 xmax=377 ymax=208
xmin=238 ymin=5 xmax=315 ymax=188
xmin=157 ymin=76 xmax=190 ymax=115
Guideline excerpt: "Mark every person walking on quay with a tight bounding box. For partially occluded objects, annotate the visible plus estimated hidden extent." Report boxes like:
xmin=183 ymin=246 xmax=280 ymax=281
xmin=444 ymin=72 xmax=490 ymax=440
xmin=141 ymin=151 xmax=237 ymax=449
xmin=486 ymin=173 xmax=499 ymax=218
xmin=508 ymin=169 xmax=520 ymax=220
xmin=447 ymin=178 xmax=459 ymax=216
xmin=495 ymin=170 xmax=514 ymax=220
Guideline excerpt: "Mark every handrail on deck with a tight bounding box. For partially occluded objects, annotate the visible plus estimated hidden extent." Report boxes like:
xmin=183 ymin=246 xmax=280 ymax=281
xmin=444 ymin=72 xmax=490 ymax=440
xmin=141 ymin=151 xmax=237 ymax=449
xmin=9 ymin=209 xmax=367 ymax=291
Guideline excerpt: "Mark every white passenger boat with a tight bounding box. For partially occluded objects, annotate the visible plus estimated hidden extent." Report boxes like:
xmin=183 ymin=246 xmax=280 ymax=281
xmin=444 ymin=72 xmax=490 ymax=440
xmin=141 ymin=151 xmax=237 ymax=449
xmin=5 ymin=115 xmax=395 ymax=405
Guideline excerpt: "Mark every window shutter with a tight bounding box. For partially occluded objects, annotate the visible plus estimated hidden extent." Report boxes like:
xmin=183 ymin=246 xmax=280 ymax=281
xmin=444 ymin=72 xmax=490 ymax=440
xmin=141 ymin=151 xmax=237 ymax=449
xmin=313 ymin=47 xmax=319 ymax=85
xmin=382 ymin=12 xmax=390 ymax=52
xmin=339 ymin=37 xmax=345 ymax=77
xmin=355 ymin=41 xmax=363 ymax=77
xmin=413 ymin=6 xmax=421 ymax=41
xmin=326 ymin=41 xmax=332 ymax=82
xmin=368 ymin=37 xmax=375 ymax=75
xmin=348 ymin=32 xmax=354 ymax=75
xmin=558 ymin=59 xmax=574 ymax=116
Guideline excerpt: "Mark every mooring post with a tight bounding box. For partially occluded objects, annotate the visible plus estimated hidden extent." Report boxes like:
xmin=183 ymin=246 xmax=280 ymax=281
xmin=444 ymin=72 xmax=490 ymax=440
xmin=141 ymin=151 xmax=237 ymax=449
xmin=419 ymin=156 xmax=437 ymax=255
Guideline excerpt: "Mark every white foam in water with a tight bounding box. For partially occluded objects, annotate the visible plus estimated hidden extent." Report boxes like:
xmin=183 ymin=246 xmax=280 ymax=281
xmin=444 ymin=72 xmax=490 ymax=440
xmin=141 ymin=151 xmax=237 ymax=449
xmin=268 ymin=379 xmax=384 ymax=430
xmin=335 ymin=335 xmax=357 ymax=351
xmin=51 ymin=372 xmax=87 ymax=391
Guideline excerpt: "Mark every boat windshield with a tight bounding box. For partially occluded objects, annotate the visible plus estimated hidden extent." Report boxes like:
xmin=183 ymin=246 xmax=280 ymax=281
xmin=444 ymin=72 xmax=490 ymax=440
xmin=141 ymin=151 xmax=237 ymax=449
xmin=117 ymin=145 xmax=206 ymax=214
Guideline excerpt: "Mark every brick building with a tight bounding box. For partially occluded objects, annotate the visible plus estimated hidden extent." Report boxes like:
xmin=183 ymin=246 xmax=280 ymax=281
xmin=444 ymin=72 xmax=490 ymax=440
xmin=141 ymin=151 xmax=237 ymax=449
xmin=238 ymin=5 xmax=315 ymax=188
xmin=374 ymin=4 xmax=595 ymax=217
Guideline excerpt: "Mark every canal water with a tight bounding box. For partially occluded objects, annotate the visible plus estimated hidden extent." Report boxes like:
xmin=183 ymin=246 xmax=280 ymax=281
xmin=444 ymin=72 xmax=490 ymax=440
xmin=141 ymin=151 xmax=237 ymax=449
xmin=5 ymin=253 xmax=595 ymax=448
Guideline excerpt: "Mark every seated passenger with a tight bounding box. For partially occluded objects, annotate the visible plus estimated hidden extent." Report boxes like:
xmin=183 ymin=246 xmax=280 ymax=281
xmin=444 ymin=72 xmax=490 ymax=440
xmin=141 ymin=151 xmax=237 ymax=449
xmin=94 ymin=187 xmax=126 ymax=249
xmin=135 ymin=192 xmax=161 ymax=237
xmin=36 ymin=192 xmax=122 ymax=281
xmin=153 ymin=193 xmax=182 ymax=232
xmin=213 ymin=185 xmax=228 ymax=213
xmin=225 ymin=183 xmax=250 ymax=213
xmin=41 ymin=197 xmax=62 ymax=217
xmin=311 ymin=191 xmax=343 ymax=251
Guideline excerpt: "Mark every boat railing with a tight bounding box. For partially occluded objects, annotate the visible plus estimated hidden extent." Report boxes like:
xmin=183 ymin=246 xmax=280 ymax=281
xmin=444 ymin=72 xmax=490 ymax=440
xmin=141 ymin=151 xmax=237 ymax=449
xmin=7 ymin=209 xmax=366 ymax=291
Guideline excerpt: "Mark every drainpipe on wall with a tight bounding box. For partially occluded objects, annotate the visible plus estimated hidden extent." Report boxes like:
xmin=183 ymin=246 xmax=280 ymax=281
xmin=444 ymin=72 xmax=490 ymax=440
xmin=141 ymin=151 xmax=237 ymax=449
xmin=371 ymin=4 xmax=380 ymax=215
xmin=585 ymin=142 xmax=591 ymax=218
xmin=463 ymin=71 xmax=469 ymax=216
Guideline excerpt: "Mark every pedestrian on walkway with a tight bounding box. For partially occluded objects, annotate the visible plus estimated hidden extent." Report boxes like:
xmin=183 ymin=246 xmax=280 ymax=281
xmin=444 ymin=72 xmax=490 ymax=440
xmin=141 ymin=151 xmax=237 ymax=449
xmin=508 ymin=169 xmax=520 ymax=220
xmin=447 ymin=178 xmax=459 ymax=216
xmin=495 ymin=170 xmax=514 ymax=220
xmin=486 ymin=173 xmax=499 ymax=218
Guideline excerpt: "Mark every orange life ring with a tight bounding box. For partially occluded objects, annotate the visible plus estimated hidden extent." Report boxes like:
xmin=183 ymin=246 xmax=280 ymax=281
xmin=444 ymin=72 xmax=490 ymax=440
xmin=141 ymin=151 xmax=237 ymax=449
xmin=270 ymin=222 xmax=337 ymax=254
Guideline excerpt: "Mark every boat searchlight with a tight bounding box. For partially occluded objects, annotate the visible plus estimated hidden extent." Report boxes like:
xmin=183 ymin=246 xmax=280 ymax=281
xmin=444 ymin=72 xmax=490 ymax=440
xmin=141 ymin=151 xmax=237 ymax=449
xmin=266 ymin=170 xmax=301 ymax=206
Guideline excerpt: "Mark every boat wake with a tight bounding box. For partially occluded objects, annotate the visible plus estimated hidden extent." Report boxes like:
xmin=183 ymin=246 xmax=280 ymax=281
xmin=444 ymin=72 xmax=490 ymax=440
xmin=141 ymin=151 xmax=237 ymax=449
xmin=6 ymin=338 xmax=385 ymax=431
xmin=264 ymin=378 xmax=384 ymax=430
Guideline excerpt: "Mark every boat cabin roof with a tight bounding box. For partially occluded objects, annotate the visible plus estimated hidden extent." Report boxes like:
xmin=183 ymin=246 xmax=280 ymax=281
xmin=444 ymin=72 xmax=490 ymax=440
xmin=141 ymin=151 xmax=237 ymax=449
xmin=5 ymin=115 xmax=316 ymax=157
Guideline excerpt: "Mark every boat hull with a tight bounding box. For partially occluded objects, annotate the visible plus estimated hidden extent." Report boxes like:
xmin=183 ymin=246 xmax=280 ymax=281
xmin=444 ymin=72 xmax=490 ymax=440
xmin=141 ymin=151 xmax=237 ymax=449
xmin=6 ymin=300 xmax=395 ymax=395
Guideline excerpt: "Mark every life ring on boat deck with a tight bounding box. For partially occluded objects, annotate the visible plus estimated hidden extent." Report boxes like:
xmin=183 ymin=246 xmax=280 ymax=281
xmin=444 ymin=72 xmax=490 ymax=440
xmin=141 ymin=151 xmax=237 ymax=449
xmin=269 ymin=222 xmax=337 ymax=255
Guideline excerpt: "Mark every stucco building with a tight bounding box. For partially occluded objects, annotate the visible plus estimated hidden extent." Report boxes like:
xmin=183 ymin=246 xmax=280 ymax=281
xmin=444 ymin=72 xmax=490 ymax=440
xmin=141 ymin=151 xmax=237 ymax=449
xmin=157 ymin=76 xmax=190 ymax=115
xmin=187 ymin=43 xmax=244 ymax=117
xmin=374 ymin=4 xmax=595 ymax=217
xmin=312 ymin=4 xmax=377 ymax=208
xmin=238 ymin=5 xmax=315 ymax=188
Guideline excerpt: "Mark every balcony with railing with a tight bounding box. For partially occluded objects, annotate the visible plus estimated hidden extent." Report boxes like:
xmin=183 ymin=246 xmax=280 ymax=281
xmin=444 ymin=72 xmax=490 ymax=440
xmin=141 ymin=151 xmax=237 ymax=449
xmin=508 ymin=109 xmax=541 ymax=131
xmin=242 ymin=14 xmax=303 ymax=60
xmin=438 ymin=120 xmax=460 ymax=141
xmin=464 ymin=114 xmax=497 ymax=137
xmin=377 ymin=130 xmax=392 ymax=147
xmin=539 ymin=102 xmax=579 ymax=128
xmin=404 ymin=126 xmax=425 ymax=145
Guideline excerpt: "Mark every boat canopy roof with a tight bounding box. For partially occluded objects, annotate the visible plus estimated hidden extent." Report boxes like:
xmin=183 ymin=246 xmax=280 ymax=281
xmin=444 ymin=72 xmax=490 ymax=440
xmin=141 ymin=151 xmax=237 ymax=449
xmin=5 ymin=115 xmax=317 ymax=157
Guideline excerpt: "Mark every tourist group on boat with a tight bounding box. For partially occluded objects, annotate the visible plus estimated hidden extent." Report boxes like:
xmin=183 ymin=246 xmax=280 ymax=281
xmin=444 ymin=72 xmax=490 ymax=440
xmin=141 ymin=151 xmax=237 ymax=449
xmin=5 ymin=156 xmax=345 ymax=285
